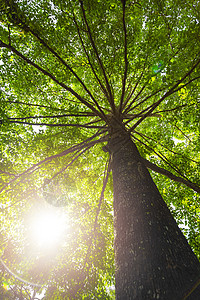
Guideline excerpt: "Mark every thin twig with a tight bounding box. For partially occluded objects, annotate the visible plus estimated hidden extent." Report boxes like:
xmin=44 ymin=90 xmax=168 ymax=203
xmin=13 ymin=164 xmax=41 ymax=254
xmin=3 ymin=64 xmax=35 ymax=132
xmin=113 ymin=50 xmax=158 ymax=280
xmin=174 ymin=124 xmax=192 ymax=142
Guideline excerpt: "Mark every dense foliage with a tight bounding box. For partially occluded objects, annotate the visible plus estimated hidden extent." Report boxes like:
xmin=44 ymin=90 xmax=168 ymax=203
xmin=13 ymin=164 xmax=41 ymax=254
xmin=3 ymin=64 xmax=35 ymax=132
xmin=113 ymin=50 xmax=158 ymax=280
xmin=0 ymin=0 xmax=200 ymax=298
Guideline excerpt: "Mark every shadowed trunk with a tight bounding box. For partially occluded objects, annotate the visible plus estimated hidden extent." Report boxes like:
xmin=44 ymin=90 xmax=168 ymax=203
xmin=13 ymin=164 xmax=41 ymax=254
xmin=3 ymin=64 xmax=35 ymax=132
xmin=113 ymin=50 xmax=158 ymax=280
xmin=106 ymin=121 xmax=200 ymax=299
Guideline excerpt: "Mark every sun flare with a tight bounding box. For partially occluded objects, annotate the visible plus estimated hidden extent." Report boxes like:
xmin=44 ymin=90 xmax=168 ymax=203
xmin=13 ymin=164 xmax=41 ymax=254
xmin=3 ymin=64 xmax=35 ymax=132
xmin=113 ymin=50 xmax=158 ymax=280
xmin=30 ymin=208 xmax=69 ymax=248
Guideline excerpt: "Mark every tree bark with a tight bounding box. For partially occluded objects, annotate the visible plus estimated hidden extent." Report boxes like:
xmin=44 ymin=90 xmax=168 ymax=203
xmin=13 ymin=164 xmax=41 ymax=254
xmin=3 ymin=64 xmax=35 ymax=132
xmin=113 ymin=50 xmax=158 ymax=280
xmin=107 ymin=122 xmax=200 ymax=299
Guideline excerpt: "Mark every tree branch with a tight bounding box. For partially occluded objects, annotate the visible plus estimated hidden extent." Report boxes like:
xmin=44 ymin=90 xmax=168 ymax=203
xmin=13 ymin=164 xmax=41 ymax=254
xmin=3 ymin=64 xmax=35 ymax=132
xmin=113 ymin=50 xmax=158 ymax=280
xmin=172 ymin=75 xmax=200 ymax=93
xmin=2 ymin=99 xmax=66 ymax=110
xmin=123 ymin=112 xmax=161 ymax=120
xmin=79 ymin=0 xmax=116 ymax=113
xmin=134 ymin=130 xmax=200 ymax=164
xmin=133 ymin=133 xmax=194 ymax=182
xmin=0 ymin=40 xmax=105 ymax=120
xmin=5 ymin=112 xmax=97 ymax=120
xmin=155 ymin=103 xmax=188 ymax=114
xmin=79 ymin=157 xmax=111 ymax=283
xmin=27 ymin=27 xmax=106 ymax=117
xmin=124 ymin=88 xmax=163 ymax=124
xmin=119 ymin=0 xmax=128 ymax=112
xmin=0 ymin=132 xmax=108 ymax=195
xmin=142 ymin=158 xmax=200 ymax=194
xmin=0 ymin=170 xmax=16 ymax=177
xmin=73 ymin=13 xmax=109 ymax=99
xmin=123 ymin=84 xmax=146 ymax=114
xmin=3 ymin=2 xmax=106 ymax=118
xmin=122 ymin=55 xmax=148 ymax=112
xmin=95 ymin=157 xmax=111 ymax=225
xmin=42 ymin=146 xmax=92 ymax=186
xmin=128 ymin=56 xmax=200 ymax=132
xmin=174 ymin=124 xmax=192 ymax=142
xmin=2 ymin=119 xmax=106 ymax=129
xmin=154 ymin=101 xmax=199 ymax=115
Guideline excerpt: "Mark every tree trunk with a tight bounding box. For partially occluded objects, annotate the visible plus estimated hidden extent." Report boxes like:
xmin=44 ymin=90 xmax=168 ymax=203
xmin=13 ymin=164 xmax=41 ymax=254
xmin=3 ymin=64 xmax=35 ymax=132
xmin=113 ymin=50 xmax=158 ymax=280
xmin=107 ymin=122 xmax=200 ymax=299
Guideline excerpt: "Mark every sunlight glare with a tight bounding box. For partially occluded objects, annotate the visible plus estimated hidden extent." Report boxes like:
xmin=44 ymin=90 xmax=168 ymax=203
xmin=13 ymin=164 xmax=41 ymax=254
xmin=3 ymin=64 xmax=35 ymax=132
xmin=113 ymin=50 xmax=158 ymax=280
xmin=31 ymin=209 xmax=68 ymax=248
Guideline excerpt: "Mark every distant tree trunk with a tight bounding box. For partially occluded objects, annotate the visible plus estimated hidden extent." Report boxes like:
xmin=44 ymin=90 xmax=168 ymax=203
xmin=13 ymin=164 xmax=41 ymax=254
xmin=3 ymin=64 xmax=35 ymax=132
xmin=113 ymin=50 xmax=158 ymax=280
xmin=107 ymin=120 xmax=200 ymax=300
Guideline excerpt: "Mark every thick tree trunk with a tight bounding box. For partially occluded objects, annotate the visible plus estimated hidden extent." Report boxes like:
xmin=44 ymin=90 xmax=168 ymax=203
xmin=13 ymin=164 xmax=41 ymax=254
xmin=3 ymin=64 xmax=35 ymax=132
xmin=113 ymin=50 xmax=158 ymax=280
xmin=107 ymin=122 xmax=200 ymax=299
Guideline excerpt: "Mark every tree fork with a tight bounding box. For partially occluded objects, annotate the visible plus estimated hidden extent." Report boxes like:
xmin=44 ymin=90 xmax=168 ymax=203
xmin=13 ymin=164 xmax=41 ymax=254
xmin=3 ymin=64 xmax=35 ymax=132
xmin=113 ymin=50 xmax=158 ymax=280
xmin=106 ymin=120 xmax=200 ymax=299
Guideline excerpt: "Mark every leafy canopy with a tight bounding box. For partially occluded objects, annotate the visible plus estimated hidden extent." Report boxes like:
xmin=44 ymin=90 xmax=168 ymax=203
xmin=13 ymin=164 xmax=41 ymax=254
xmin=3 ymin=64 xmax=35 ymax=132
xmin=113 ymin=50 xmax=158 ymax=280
xmin=0 ymin=0 xmax=200 ymax=298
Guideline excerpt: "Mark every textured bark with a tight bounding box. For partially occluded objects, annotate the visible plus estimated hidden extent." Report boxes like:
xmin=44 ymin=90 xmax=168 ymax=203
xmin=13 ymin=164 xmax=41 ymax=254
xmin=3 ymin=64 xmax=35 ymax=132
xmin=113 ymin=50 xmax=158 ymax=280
xmin=107 ymin=122 xmax=200 ymax=300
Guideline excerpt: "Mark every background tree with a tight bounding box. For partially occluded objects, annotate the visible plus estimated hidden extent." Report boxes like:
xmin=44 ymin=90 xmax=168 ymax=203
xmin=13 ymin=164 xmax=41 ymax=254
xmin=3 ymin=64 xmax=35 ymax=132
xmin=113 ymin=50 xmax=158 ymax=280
xmin=0 ymin=0 xmax=200 ymax=299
